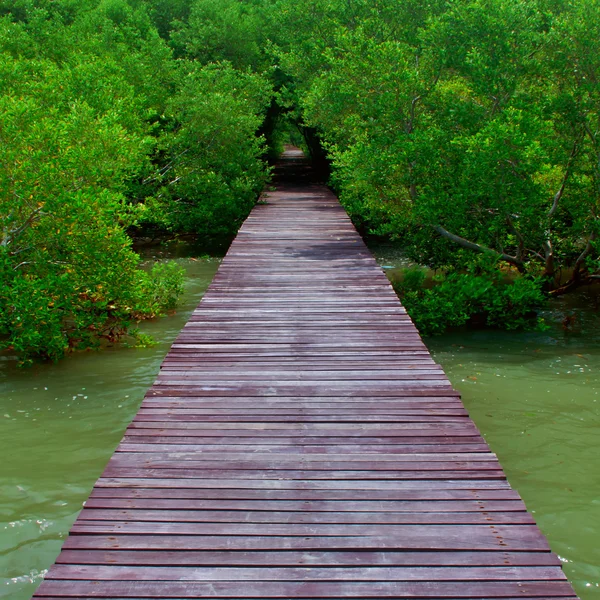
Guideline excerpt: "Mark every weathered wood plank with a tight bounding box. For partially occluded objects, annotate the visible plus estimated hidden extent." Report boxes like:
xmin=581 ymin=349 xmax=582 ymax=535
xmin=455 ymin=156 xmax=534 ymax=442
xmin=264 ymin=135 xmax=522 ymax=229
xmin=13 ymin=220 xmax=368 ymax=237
xmin=34 ymin=579 xmax=576 ymax=598
xmin=88 ymin=487 xmax=520 ymax=501
xmin=45 ymin=564 xmax=564 ymax=581
xmin=95 ymin=477 xmax=512 ymax=489
xmin=81 ymin=498 xmax=526 ymax=512
xmin=51 ymin=549 xmax=562 ymax=567
xmin=77 ymin=508 xmax=534 ymax=525
xmin=62 ymin=530 xmax=550 ymax=551
xmin=115 ymin=443 xmax=491 ymax=454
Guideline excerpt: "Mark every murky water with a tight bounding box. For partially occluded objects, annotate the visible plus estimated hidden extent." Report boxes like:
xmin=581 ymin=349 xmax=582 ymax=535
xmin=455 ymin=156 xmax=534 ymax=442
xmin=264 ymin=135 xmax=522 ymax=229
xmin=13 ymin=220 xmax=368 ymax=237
xmin=0 ymin=255 xmax=219 ymax=599
xmin=1 ymin=246 xmax=599 ymax=599
xmin=375 ymin=248 xmax=600 ymax=598
xmin=428 ymin=323 xmax=600 ymax=598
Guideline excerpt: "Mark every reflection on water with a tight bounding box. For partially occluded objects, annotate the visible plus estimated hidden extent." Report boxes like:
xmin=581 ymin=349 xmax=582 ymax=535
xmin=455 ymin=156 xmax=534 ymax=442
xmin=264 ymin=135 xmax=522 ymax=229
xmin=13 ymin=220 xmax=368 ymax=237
xmin=0 ymin=256 xmax=219 ymax=600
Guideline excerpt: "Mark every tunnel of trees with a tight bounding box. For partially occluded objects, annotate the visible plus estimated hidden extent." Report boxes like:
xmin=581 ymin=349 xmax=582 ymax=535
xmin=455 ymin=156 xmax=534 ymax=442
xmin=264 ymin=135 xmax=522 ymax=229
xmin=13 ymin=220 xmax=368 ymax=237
xmin=1 ymin=0 xmax=599 ymax=362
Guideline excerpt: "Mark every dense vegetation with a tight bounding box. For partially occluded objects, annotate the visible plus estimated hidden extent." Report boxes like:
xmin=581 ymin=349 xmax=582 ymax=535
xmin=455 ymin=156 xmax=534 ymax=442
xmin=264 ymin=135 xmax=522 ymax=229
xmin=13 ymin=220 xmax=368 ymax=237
xmin=0 ymin=0 xmax=272 ymax=363
xmin=270 ymin=0 xmax=600 ymax=333
xmin=2 ymin=0 xmax=599 ymax=360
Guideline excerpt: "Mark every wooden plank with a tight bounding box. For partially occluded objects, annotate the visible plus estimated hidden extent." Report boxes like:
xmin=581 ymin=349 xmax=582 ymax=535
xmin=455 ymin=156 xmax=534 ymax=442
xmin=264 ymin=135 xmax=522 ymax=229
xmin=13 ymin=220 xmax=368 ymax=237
xmin=45 ymin=564 xmax=564 ymax=581
xmin=55 ymin=549 xmax=561 ymax=567
xmin=99 ymin=469 xmax=507 ymax=481
xmin=89 ymin=487 xmax=521 ymax=501
xmin=127 ymin=416 xmax=470 ymax=424
xmin=130 ymin=416 xmax=468 ymax=424
xmin=68 ymin=522 xmax=544 ymax=542
xmin=34 ymin=579 xmax=577 ymax=597
xmin=121 ymin=434 xmax=487 ymax=444
xmin=103 ymin=457 xmax=504 ymax=470
xmin=62 ymin=530 xmax=549 ymax=551
xmin=112 ymin=451 xmax=495 ymax=461
xmin=115 ymin=443 xmax=491 ymax=453
xmin=136 ymin=408 xmax=466 ymax=416
xmin=95 ymin=477 xmax=511 ymax=489
xmin=145 ymin=388 xmax=460 ymax=397
xmin=82 ymin=498 xmax=527 ymax=512
xmin=32 ymin=148 xmax=577 ymax=599
xmin=76 ymin=508 xmax=534 ymax=525
xmin=138 ymin=398 xmax=463 ymax=406
xmin=125 ymin=421 xmax=478 ymax=432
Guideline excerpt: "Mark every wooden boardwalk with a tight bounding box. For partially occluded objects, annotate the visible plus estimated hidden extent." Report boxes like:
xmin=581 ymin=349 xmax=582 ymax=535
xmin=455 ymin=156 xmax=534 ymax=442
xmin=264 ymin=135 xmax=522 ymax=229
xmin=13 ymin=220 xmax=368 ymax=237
xmin=34 ymin=150 xmax=578 ymax=599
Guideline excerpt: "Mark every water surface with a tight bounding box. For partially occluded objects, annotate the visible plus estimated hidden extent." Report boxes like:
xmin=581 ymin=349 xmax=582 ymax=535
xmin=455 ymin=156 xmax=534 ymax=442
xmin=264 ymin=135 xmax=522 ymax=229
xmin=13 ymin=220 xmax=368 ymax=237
xmin=428 ymin=324 xmax=600 ymax=598
xmin=375 ymin=249 xmax=600 ymax=598
xmin=0 ymin=256 xmax=219 ymax=599
xmin=1 ymin=248 xmax=599 ymax=599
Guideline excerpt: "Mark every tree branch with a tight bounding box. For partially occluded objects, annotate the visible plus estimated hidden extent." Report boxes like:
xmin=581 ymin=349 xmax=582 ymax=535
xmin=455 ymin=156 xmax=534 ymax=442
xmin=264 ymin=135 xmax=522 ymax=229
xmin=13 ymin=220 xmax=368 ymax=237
xmin=549 ymin=139 xmax=580 ymax=217
xmin=548 ymin=231 xmax=598 ymax=296
xmin=541 ymin=138 xmax=582 ymax=278
xmin=405 ymin=95 xmax=421 ymax=134
xmin=433 ymin=225 xmax=525 ymax=271
xmin=573 ymin=230 xmax=596 ymax=273
xmin=142 ymin=148 xmax=192 ymax=185
xmin=2 ymin=205 xmax=45 ymax=247
xmin=505 ymin=214 xmax=524 ymax=261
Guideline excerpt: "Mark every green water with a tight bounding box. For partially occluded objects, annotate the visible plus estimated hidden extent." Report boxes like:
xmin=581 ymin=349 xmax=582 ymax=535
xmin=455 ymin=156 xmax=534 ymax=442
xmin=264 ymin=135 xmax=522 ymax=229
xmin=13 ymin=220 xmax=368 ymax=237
xmin=375 ymin=252 xmax=600 ymax=598
xmin=0 ymin=255 xmax=220 ymax=599
xmin=1 ymin=250 xmax=599 ymax=599
xmin=428 ymin=319 xmax=600 ymax=598
xmin=427 ymin=328 xmax=600 ymax=598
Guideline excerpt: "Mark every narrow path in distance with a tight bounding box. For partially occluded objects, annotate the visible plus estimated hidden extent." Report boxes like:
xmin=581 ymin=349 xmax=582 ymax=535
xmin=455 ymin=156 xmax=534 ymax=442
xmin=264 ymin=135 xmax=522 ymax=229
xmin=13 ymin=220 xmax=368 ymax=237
xmin=33 ymin=148 xmax=578 ymax=599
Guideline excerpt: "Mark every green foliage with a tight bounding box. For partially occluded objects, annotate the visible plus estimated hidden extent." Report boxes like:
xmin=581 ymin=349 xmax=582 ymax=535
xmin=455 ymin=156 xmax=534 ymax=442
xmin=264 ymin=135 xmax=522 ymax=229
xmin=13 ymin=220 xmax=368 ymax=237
xmin=0 ymin=0 xmax=272 ymax=364
xmin=0 ymin=43 xmax=186 ymax=364
xmin=0 ymin=248 xmax=185 ymax=365
xmin=394 ymin=266 xmax=547 ymax=336
xmin=144 ymin=63 xmax=272 ymax=241
xmin=6 ymin=0 xmax=600 ymax=361
xmin=273 ymin=0 xmax=600 ymax=293
xmin=170 ymin=0 xmax=266 ymax=69
xmin=140 ymin=261 xmax=185 ymax=313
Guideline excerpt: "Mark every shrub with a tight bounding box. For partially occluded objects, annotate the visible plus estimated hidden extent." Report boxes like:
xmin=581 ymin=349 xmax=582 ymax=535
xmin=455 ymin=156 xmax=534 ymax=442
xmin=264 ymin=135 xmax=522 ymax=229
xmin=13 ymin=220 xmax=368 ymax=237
xmin=393 ymin=265 xmax=547 ymax=336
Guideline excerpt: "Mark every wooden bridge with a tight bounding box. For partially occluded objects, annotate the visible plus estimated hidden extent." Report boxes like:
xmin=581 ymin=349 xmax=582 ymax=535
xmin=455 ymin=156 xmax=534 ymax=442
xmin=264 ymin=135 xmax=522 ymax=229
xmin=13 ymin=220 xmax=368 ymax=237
xmin=34 ymin=149 xmax=578 ymax=599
